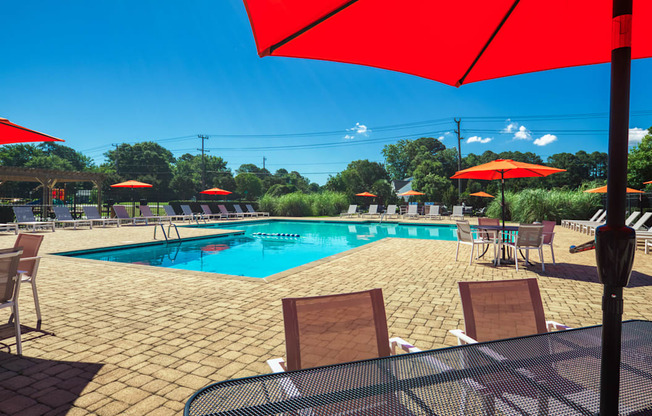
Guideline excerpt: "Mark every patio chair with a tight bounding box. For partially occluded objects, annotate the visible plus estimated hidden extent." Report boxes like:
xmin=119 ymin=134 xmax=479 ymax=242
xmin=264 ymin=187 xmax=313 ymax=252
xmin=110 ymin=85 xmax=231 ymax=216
xmin=267 ymin=289 xmax=421 ymax=414
xmin=580 ymin=210 xmax=611 ymax=234
xmin=541 ymin=220 xmax=557 ymax=264
xmin=112 ymin=205 xmax=148 ymax=226
xmin=361 ymin=204 xmax=380 ymax=218
xmin=200 ymin=204 xmax=223 ymax=220
xmin=339 ymin=205 xmax=358 ymax=217
xmin=450 ymin=278 xmax=569 ymax=345
xmin=52 ymin=206 xmax=92 ymax=230
xmin=12 ymin=234 xmax=43 ymax=327
xmin=139 ymin=205 xmax=171 ymax=224
xmin=233 ymin=204 xmax=254 ymax=218
xmin=163 ymin=205 xmax=193 ymax=222
xmin=83 ymin=206 xmax=120 ymax=228
xmin=0 ymin=223 xmax=18 ymax=234
xmin=0 ymin=248 xmax=24 ymax=355
xmin=450 ymin=205 xmax=464 ymax=221
xmin=424 ymin=205 xmax=442 ymax=220
xmin=246 ymin=204 xmax=269 ymax=217
xmin=217 ymin=205 xmax=238 ymax=219
xmin=12 ymin=207 xmax=55 ymax=233
xmin=383 ymin=204 xmax=399 ymax=219
xmin=455 ymin=220 xmax=497 ymax=265
xmin=572 ymin=210 xmax=606 ymax=232
xmin=403 ymin=204 xmax=419 ymax=219
xmin=502 ymin=224 xmax=545 ymax=271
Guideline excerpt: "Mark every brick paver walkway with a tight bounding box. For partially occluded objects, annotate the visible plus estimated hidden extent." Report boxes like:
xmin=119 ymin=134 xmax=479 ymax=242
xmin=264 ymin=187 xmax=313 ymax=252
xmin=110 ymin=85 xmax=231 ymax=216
xmin=1 ymin=217 xmax=651 ymax=415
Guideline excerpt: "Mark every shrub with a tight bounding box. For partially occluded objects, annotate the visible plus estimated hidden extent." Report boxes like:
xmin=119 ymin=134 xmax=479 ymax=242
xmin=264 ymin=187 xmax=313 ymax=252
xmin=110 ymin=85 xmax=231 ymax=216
xmin=258 ymin=191 xmax=349 ymax=217
xmin=275 ymin=192 xmax=313 ymax=217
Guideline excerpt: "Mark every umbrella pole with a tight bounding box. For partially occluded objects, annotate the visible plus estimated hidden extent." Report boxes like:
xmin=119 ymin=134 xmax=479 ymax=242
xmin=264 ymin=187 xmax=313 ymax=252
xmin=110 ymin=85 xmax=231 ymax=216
xmin=597 ymin=0 xmax=636 ymax=414
xmin=500 ymin=172 xmax=508 ymax=261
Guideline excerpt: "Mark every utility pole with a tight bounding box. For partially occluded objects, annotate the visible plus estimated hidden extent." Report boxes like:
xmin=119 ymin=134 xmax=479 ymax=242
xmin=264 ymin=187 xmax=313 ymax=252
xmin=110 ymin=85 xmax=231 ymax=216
xmin=262 ymin=156 xmax=267 ymax=171
xmin=197 ymin=135 xmax=209 ymax=188
xmin=112 ymin=143 xmax=120 ymax=171
xmin=454 ymin=118 xmax=463 ymax=202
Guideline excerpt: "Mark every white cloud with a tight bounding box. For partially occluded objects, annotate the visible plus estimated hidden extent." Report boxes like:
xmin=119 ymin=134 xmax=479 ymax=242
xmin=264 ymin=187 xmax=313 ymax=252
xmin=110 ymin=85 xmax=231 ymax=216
xmin=533 ymin=134 xmax=558 ymax=146
xmin=467 ymin=136 xmax=492 ymax=144
xmin=344 ymin=134 xmax=355 ymax=140
xmin=629 ymin=127 xmax=648 ymax=145
xmin=514 ymin=125 xmax=532 ymax=141
xmin=437 ymin=135 xmax=445 ymax=141
xmin=501 ymin=119 xmax=519 ymax=134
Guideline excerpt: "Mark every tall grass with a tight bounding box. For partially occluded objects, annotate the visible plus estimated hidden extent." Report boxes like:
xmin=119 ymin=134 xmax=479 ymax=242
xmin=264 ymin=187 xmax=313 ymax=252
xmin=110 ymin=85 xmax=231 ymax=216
xmin=486 ymin=189 xmax=601 ymax=224
xmin=259 ymin=191 xmax=349 ymax=216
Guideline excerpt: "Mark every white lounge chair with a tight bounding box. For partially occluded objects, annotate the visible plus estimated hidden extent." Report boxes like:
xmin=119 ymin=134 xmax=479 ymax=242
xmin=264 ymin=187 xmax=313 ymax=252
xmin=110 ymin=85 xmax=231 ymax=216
xmin=403 ymin=204 xmax=419 ymax=219
xmin=12 ymin=207 xmax=55 ymax=232
xmin=424 ymin=205 xmax=442 ymax=220
xmin=450 ymin=205 xmax=464 ymax=221
xmin=53 ymin=206 xmax=92 ymax=230
xmin=361 ymin=204 xmax=380 ymax=218
xmin=246 ymin=204 xmax=269 ymax=217
xmin=233 ymin=204 xmax=254 ymax=218
xmin=83 ymin=206 xmax=120 ymax=227
xmin=339 ymin=205 xmax=358 ymax=217
xmin=383 ymin=204 xmax=399 ymax=219
xmin=562 ymin=209 xmax=603 ymax=228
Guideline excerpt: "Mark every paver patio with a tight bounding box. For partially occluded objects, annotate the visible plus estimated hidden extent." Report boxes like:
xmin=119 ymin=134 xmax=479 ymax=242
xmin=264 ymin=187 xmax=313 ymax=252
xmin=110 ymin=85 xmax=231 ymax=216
xmin=0 ymin=217 xmax=651 ymax=415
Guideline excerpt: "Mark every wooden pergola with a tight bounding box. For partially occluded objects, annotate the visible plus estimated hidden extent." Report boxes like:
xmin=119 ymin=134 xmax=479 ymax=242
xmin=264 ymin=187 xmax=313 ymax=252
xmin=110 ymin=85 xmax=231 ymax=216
xmin=0 ymin=166 xmax=106 ymax=214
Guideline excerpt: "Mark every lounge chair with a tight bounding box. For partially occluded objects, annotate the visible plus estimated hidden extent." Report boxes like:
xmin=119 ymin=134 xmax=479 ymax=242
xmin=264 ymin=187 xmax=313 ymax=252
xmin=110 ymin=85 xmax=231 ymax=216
xmin=139 ymin=205 xmax=171 ymax=224
xmin=383 ymin=204 xmax=399 ymax=219
xmin=163 ymin=205 xmax=192 ymax=223
xmin=217 ymin=205 xmax=238 ymax=219
xmin=0 ymin=248 xmax=24 ymax=355
xmin=112 ymin=205 xmax=148 ymax=225
xmin=233 ymin=204 xmax=254 ymax=218
xmin=246 ymin=204 xmax=269 ymax=217
xmin=13 ymin=234 xmax=43 ymax=327
xmin=361 ymin=204 xmax=380 ymax=218
xmin=339 ymin=205 xmax=358 ymax=217
xmin=180 ymin=205 xmax=205 ymax=223
xmin=424 ymin=204 xmax=442 ymax=220
xmin=12 ymin=207 xmax=55 ymax=232
xmin=449 ymin=205 xmax=464 ymax=221
xmin=455 ymin=220 xmax=498 ymax=265
xmin=52 ymin=206 xmax=92 ymax=230
xmin=403 ymin=204 xmax=419 ymax=219
xmin=585 ymin=210 xmax=639 ymax=236
xmin=0 ymin=223 xmax=18 ymax=234
xmin=83 ymin=206 xmax=120 ymax=227
xmin=200 ymin=204 xmax=223 ymax=220
xmin=502 ymin=224 xmax=545 ymax=271
xmin=572 ymin=210 xmax=606 ymax=232
xmin=562 ymin=208 xmax=602 ymax=228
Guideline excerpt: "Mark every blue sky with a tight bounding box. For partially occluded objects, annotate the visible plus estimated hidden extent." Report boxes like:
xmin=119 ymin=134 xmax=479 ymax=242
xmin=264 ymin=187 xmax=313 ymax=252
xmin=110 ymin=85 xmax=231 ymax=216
xmin=3 ymin=0 xmax=652 ymax=185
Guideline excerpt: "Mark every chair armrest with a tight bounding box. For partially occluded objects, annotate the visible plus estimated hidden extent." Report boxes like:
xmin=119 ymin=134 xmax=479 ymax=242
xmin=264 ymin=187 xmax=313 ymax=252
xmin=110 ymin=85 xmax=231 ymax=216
xmin=266 ymin=357 xmax=287 ymax=373
xmin=546 ymin=320 xmax=571 ymax=331
xmin=449 ymin=329 xmax=478 ymax=345
xmin=389 ymin=337 xmax=421 ymax=354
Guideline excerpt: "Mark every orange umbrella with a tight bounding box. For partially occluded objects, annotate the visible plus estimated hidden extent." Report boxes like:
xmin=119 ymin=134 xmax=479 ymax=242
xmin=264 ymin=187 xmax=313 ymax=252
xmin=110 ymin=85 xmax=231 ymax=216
xmin=469 ymin=191 xmax=495 ymax=198
xmin=110 ymin=180 xmax=153 ymax=216
xmin=0 ymin=117 xmax=64 ymax=145
xmin=398 ymin=190 xmax=425 ymax=196
xmin=584 ymin=185 xmax=644 ymax=194
xmin=644 ymin=180 xmax=652 ymax=185
xmin=201 ymin=187 xmax=232 ymax=195
xmin=355 ymin=191 xmax=377 ymax=197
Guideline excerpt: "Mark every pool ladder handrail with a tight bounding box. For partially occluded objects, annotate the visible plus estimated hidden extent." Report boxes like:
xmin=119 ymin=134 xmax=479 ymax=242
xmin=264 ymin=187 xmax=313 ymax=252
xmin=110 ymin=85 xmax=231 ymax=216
xmin=379 ymin=213 xmax=385 ymax=224
xmin=154 ymin=222 xmax=181 ymax=242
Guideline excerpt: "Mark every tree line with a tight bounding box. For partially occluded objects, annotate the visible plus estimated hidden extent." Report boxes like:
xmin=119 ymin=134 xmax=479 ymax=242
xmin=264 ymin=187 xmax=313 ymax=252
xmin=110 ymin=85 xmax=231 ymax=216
xmin=0 ymin=126 xmax=650 ymax=206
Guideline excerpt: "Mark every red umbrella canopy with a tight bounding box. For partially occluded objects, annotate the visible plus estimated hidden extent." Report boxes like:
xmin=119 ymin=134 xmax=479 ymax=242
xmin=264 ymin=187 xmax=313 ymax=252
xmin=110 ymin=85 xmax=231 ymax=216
xmin=201 ymin=187 xmax=232 ymax=195
xmin=399 ymin=190 xmax=425 ymax=196
xmin=243 ymin=0 xmax=652 ymax=86
xmin=0 ymin=117 xmax=64 ymax=145
xmin=355 ymin=191 xmax=377 ymax=197
xmin=451 ymin=159 xmax=566 ymax=180
xmin=469 ymin=191 xmax=495 ymax=198
xmin=584 ymin=185 xmax=644 ymax=193
xmin=110 ymin=180 xmax=153 ymax=188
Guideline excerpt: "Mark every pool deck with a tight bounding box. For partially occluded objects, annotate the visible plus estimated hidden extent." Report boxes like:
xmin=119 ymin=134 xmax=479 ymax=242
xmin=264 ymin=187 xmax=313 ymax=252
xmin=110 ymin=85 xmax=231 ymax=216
xmin=1 ymin=216 xmax=652 ymax=415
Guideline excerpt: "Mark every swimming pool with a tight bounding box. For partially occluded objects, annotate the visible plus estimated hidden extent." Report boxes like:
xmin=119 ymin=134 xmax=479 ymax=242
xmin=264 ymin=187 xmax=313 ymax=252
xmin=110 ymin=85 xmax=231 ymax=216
xmin=59 ymin=220 xmax=456 ymax=278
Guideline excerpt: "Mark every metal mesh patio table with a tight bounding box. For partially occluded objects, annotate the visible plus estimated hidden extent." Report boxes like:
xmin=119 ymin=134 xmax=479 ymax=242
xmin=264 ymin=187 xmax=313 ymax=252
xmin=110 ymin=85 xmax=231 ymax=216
xmin=185 ymin=320 xmax=652 ymax=415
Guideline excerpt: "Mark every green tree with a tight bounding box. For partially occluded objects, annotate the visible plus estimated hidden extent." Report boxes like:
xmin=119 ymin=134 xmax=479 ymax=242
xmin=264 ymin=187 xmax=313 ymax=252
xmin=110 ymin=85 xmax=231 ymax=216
xmin=235 ymin=173 xmax=263 ymax=199
xmin=325 ymin=160 xmax=389 ymax=198
xmin=628 ymin=128 xmax=652 ymax=187
xmin=382 ymin=137 xmax=446 ymax=180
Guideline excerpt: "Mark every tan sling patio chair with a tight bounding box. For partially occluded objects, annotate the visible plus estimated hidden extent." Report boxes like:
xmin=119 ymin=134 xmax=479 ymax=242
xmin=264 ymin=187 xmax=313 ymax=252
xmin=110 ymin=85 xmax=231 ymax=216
xmin=12 ymin=234 xmax=43 ymax=327
xmin=0 ymin=248 xmax=24 ymax=355
xmin=502 ymin=224 xmax=545 ymax=271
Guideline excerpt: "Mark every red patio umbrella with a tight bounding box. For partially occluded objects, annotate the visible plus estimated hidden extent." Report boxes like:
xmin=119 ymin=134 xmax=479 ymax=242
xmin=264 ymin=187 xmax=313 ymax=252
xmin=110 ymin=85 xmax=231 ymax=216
xmin=584 ymin=185 xmax=644 ymax=193
xmin=110 ymin=180 xmax=153 ymax=217
xmin=243 ymin=1 xmax=651 ymax=410
xmin=0 ymin=117 xmax=64 ymax=145
xmin=355 ymin=191 xmax=377 ymax=197
xmin=398 ymin=190 xmax=425 ymax=196
xmin=200 ymin=187 xmax=232 ymax=196
xmin=469 ymin=191 xmax=495 ymax=198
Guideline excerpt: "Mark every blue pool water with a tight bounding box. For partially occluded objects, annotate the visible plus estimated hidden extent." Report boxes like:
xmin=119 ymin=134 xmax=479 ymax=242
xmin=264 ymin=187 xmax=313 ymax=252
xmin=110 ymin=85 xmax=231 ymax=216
xmin=59 ymin=220 xmax=456 ymax=278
